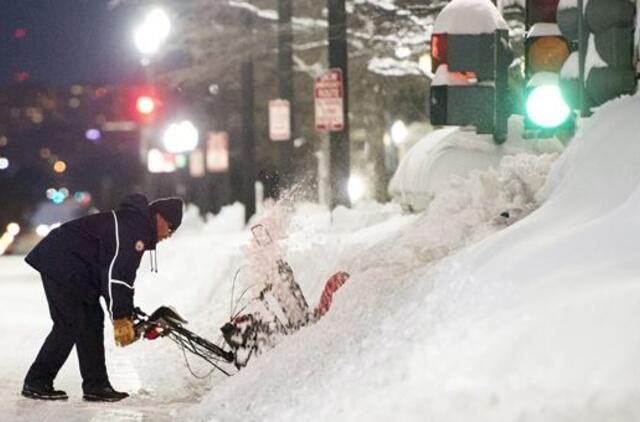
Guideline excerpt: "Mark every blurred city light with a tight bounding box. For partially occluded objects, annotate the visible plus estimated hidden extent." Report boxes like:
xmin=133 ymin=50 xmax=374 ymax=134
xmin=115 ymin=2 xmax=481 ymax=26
xmin=0 ymin=231 xmax=15 ymax=256
xmin=36 ymin=225 xmax=50 ymax=237
xmin=6 ymin=223 xmax=20 ymax=236
xmin=52 ymin=192 xmax=65 ymax=204
xmin=73 ymin=191 xmax=92 ymax=205
xmin=0 ymin=157 xmax=8 ymax=170
xmin=391 ymin=120 xmax=408 ymax=146
xmin=85 ymin=128 xmax=101 ymax=141
xmin=53 ymin=160 xmax=67 ymax=173
xmin=46 ymin=188 xmax=57 ymax=199
xmin=162 ymin=120 xmax=199 ymax=153
xmin=134 ymin=8 xmax=171 ymax=56
xmin=14 ymin=28 xmax=27 ymax=39
xmin=175 ymin=154 xmax=187 ymax=169
xmin=348 ymin=175 xmax=366 ymax=203
xmin=147 ymin=148 xmax=176 ymax=173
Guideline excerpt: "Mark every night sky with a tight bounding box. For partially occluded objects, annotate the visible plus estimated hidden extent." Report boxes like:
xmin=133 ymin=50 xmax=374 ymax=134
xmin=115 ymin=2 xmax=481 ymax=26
xmin=0 ymin=0 xmax=143 ymax=87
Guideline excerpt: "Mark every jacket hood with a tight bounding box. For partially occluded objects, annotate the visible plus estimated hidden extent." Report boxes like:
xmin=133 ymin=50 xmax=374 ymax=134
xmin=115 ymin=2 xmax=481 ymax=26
xmin=118 ymin=193 xmax=157 ymax=250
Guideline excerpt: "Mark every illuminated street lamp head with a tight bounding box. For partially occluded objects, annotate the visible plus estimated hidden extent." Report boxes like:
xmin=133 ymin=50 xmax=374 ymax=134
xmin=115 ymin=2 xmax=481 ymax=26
xmin=134 ymin=8 xmax=171 ymax=56
xmin=162 ymin=120 xmax=199 ymax=153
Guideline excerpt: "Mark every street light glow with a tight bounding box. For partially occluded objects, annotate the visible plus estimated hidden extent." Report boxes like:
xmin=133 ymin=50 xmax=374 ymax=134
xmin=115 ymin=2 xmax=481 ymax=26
xmin=348 ymin=175 xmax=366 ymax=204
xmin=134 ymin=8 xmax=171 ymax=56
xmin=391 ymin=120 xmax=408 ymax=146
xmin=53 ymin=160 xmax=67 ymax=173
xmin=162 ymin=120 xmax=199 ymax=153
xmin=0 ymin=157 xmax=8 ymax=170
xmin=7 ymin=223 xmax=20 ymax=236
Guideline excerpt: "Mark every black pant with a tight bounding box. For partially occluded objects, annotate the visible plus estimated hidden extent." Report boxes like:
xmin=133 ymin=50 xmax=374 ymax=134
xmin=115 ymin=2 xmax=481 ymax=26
xmin=24 ymin=274 xmax=109 ymax=392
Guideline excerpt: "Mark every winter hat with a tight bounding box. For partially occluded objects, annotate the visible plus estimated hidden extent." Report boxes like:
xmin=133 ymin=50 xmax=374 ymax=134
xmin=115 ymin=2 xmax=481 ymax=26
xmin=150 ymin=197 xmax=184 ymax=231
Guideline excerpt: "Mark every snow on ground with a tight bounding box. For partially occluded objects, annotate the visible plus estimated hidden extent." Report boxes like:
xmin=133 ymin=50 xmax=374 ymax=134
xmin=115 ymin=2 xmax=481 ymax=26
xmin=2 ymin=94 xmax=640 ymax=421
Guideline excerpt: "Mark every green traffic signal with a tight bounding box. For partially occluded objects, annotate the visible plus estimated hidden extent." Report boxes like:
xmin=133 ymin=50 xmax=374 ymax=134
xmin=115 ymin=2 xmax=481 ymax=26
xmin=525 ymin=83 xmax=571 ymax=129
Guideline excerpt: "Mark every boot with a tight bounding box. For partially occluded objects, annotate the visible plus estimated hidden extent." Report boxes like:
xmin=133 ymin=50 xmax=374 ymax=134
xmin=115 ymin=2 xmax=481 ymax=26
xmin=83 ymin=385 xmax=129 ymax=402
xmin=22 ymin=383 xmax=68 ymax=401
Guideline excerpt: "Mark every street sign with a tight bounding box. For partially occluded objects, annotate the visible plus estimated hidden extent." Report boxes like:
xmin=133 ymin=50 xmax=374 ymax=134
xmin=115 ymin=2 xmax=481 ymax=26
xmin=206 ymin=131 xmax=229 ymax=173
xmin=269 ymin=99 xmax=291 ymax=141
xmin=315 ymin=68 xmax=344 ymax=131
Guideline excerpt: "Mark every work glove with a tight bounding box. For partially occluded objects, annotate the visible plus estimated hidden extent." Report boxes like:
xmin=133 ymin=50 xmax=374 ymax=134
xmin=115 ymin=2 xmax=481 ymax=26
xmin=113 ymin=318 xmax=136 ymax=347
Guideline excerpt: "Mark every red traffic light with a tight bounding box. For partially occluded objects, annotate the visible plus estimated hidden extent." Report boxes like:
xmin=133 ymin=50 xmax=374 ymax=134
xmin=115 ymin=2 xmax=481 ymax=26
xmin=136 ymin=96 xmax=155 ymax=115
xmin=431 ymin=33 xmax=448 ymax=73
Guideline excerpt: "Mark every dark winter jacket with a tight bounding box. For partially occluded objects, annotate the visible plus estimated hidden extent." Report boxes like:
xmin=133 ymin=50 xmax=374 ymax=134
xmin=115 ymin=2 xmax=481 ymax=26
xmin=25 ymin=193 xmax=157 ymax=319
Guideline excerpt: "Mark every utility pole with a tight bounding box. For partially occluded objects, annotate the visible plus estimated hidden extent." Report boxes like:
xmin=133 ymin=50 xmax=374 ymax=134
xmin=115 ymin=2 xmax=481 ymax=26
xmin=242 ymin=11 xmax=256 ymax=223
xmin=277 ymin=0 xmax=294 ymax=195
xmin=328 ymin=0 xmax=351 ymax=209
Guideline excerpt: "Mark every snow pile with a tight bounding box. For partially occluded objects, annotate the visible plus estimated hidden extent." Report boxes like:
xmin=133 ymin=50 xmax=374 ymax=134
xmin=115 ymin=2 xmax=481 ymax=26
xmin=388 ymin=125 xmax=562 ymax=212
xmin=176 ymin=95 xmax=640 ymax=421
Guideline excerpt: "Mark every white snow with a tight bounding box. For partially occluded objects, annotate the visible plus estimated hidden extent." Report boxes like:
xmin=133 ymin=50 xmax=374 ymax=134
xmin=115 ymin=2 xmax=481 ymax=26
xmin=3 ymin=93 xmax=640 ymax=421
xmin=388 ymin=120 xmax=563 ymax=211
xmin=431 ymin=64 xmax=473 ymax=86
xmin=528 ymin=23 xmax=562 ymax=38
xmin=561 ymin=51 xmax=580 ymax=80
xmin=433 ymin=0 xmax=508 ymax=35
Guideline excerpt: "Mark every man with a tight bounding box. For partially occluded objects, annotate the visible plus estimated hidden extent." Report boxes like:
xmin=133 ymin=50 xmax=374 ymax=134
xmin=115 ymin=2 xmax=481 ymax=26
xmin=21 ymin=193 xmax=183 ymax=402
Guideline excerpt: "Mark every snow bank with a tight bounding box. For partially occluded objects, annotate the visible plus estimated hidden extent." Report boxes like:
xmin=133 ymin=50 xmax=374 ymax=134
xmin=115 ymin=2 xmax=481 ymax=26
xmin=388 ymin=124 xmax=562 ymax=212
xmin=175 ymin=96 xmax=640 ymax=421
xmin=410 ymin=93 xmax=640 ymax=421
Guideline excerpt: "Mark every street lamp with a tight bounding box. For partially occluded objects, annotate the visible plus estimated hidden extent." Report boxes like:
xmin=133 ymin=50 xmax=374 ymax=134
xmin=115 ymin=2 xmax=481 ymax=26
xmin=134 ymin=8 xmax=171 ymax=58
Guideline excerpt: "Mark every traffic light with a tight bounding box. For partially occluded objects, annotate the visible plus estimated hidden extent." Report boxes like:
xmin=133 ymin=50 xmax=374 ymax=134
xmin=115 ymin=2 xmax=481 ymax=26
xmin=136 ymin=95 xmax=156 ymax=115
xmin=524 ymin=0 xmax=573 ymax=133
xmin=584 ymin=0 xmax=636 ymax=106
xmin=429 ymin=0 xmax=512 ymax=143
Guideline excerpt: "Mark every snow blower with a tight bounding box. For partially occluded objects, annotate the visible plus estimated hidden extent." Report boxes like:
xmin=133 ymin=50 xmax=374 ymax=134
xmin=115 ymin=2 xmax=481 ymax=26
xmin=133 ymin=306 xmax=236 ymax=376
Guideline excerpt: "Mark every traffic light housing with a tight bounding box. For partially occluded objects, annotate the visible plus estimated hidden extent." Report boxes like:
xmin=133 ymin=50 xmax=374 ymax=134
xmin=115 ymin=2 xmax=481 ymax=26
xmin=429 ymin=0 xmax=512 ymax=143
xmin=584 ymin=0 xmax=636 ymax=106
xmin=524 ymin=0 xmax=574 ymax=134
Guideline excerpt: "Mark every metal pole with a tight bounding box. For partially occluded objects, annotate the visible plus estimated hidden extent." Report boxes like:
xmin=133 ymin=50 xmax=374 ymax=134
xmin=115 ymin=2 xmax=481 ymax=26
xmin=242 ymin=12 xmax=256 ymax=223
xmin=277 ymin=0 xmax=294 ymax=195
xmin=577 ymin=0 xmax=589 ymax=117
xmin=494 ymin=30 xmax=509 ymax=144
xmin=328 ymin=0 xmax=351 ymax=209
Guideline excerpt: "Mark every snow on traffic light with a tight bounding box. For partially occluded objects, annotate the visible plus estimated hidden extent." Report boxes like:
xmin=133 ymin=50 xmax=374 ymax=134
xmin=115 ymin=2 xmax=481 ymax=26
xmin=524 ymin=0 xmax=573 ymax=132
xmin=584 ymin=0 xmax=636 ymax=107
